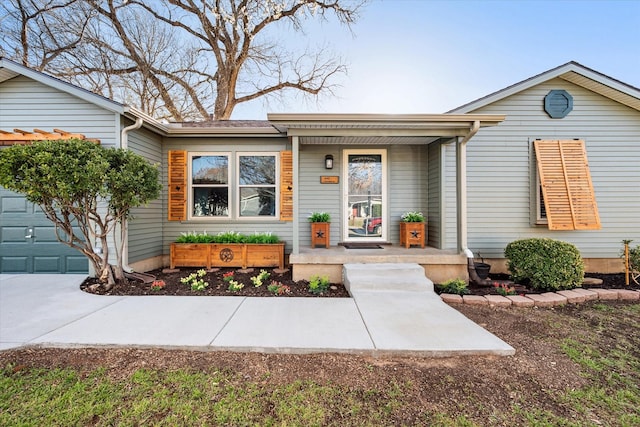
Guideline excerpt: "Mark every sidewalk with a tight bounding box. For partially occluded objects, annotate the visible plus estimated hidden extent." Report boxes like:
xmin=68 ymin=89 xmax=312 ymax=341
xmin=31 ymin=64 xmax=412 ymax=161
xmin=0 ymin=272 xmax=514 ymax=356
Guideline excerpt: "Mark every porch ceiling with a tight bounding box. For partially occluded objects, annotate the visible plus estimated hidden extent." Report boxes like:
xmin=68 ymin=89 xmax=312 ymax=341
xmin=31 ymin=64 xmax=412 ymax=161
xmin=267 ymin=113 xmax=505 ymax=144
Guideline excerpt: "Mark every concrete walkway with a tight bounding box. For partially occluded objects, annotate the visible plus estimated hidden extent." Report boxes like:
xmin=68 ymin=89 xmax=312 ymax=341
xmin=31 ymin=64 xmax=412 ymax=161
xmin=0 ymin=265 xmax=514 ymax=356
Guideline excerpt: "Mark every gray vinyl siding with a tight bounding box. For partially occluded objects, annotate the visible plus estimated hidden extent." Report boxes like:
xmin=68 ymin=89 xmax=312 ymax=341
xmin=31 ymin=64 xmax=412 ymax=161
xmin=0 ymin=75 xmax=118 ymax=147
xmin=298 ymin=145 xmax=341 ymax=246
xmin=161 ymin=137 xmax=293 ymax=254
xmin=453 ymin=77 xmax=640 ymax=259
xmin=127 ymin=126 xmax=164 ymax=263
xmin=298 ymin=144 xmax=428 ymax=245
xmin=427 ymin=142 xmax=442 ymax=248
xmin=388 ymin=144 xmax=428 ymax=243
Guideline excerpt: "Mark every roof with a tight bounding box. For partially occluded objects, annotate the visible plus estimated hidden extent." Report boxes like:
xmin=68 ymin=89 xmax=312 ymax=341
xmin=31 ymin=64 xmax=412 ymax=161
xmin=449 ymin=61 xmax=640 ymax=114
xmin=268 ymin=113 xmax=505 ymax=144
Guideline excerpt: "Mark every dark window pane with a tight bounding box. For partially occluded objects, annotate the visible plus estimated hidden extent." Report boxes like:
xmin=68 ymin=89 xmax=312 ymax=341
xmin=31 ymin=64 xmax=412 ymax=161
xmin=240 ymin=187 xmax=275 ymax=216
xmin=239 ymin=156 xmax=275 ymax=185
xmin=192 ymin=156 xmax=228 ymax=184
xmin=193 ymin=187 xmax=228 ymax=216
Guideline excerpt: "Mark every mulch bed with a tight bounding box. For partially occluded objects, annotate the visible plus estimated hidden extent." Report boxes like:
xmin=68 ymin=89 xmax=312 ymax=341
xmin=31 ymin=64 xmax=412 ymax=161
xmin=464 ymin=272 xmax=637 ymax=296
xmin=81 ymin=267 xmax=350 ymax=298
xmin=80 ymin=267 xmax=638 ymax=298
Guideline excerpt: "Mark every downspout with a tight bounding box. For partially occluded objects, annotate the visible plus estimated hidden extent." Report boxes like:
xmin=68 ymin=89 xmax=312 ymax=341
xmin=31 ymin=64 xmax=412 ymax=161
xmin=119 ymin=118 xmax=144 ymax=271
xmin=457 ymin=120 xmax=491 ymax=285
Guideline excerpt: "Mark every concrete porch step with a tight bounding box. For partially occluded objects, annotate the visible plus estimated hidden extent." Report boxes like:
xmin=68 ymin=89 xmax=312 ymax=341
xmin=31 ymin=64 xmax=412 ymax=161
xmin=343 ymin=263 xmax=434 ymax=293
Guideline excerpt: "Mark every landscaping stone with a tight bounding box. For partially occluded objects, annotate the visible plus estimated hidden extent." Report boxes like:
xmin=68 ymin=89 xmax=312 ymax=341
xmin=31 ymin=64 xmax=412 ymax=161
xmin=506 ymin=295 xmax=535 ymax=307
xmin=541 ymin=292 xmax=567 ymax=306
xmin=525 ymin=294 xmax=556 ymax=308
xmin=484 ymin=295 xmax=512 ymax=307
xmin=440 ymin=294 xmax=463 ymax=304
xmin=556 ymin=289 xmax=587 ymax=304
xmin=462 ymin=295 xmax=489 ymax=306
xmin=571 ymin=288 xmax=599 ymax=301
xmin=617 ymin=290 xmax=640 ymax=301
xmin=582 ymin=277 xmax=603 ymax=286
xmin=591 ymin=288 xmax=619 ymax=300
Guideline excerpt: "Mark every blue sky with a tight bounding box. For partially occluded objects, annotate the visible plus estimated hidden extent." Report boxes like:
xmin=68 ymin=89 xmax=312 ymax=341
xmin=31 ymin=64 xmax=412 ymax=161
xmin=232 ymin=0 xmax=640 ymax=119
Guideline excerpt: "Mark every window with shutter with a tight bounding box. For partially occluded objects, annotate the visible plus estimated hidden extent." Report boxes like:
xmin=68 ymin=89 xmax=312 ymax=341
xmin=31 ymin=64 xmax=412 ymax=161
xmin=534 ymin=140 xmax=601 ymax=230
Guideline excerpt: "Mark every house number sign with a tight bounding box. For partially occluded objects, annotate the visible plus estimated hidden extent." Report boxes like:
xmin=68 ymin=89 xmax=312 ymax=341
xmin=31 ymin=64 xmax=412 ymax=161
xmin=320 ymin=176 xmax=339 ymax=184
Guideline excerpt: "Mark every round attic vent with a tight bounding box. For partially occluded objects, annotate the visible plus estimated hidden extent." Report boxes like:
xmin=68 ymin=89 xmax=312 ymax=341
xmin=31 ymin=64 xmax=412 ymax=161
xmin=544 ymin=90 xmax=573 ymax=118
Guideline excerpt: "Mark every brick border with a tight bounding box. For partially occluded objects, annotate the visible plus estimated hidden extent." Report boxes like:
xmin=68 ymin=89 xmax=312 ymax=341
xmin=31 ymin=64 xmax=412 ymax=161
xmin=441 ymin=288 xmax=640 ymax=308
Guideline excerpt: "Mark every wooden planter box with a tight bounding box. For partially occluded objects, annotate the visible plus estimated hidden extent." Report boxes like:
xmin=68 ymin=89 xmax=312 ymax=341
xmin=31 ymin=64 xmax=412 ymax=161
xmin=170 ymin=243 xmax=211 ymax=269
xmin=170 ymin=242 xmax=285 ymax=269
xmin=400 ymin=222 xmax=426 ymax=248
xmin=310 ymin=222 xmax=330 ymax=248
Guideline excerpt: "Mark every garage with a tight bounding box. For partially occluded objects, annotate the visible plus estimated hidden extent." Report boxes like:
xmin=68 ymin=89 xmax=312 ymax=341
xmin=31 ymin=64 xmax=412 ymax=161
xmin=0 ymin=187 xmax=88 ymax=274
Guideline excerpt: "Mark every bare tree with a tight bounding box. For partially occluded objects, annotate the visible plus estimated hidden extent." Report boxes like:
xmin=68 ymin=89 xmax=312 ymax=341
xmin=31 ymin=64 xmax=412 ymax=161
xmin=1 ymin=0 xmax=366 ymax=120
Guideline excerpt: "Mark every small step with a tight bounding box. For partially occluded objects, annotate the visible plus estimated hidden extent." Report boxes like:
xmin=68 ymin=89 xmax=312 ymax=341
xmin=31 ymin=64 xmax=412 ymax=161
xmin=343 ymin=263 xmax=434 ymax=294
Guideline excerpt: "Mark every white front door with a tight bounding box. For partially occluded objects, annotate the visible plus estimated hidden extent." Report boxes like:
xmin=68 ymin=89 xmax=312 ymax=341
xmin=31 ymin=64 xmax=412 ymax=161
xmin=343 ymin=149 xmax=387 ymax=241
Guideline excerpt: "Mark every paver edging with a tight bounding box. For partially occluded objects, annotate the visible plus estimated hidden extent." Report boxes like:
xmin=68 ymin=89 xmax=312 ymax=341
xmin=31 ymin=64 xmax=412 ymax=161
xmin=440 ymin=288 xmax=640 ymax=308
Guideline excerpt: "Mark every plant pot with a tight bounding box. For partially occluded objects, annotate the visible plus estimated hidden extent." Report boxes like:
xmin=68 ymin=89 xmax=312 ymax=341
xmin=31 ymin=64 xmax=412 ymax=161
xmin=474 ymin=262 xmax=491 ymax=280
xmin=311 ymin=222 xmax=330 ymax=248
xmin=400 ymin=222 xmax=426 ymax=248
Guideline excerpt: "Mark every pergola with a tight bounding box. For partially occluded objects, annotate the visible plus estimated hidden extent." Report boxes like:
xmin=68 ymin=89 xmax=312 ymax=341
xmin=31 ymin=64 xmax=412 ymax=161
xmin=0 ymin=128 xmax=100 ymax=146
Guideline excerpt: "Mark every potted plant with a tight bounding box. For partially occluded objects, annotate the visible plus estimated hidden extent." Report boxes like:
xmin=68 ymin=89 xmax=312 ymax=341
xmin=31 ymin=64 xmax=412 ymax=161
xmin=308 ymin=212 xmax=331 ymax=248
xmin=400 ymin=211 xmax=426 ymax=248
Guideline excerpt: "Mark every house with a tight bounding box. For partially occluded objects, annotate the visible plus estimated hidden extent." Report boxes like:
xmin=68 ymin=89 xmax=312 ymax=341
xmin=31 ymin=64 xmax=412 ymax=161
xmin=1 ymin=58 xmax=638 ymax=282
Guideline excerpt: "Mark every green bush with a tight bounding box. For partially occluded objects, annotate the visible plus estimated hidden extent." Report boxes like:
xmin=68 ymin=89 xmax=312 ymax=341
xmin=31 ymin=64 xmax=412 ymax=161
xmin=175 ymin=231 xmax=279 ymax=244
xmin=504 ymin=238 xmax=584 ymax=291
xmin=436 ymin=278 xmax=469 ymax=295
xmin=308 ymin=275 xmax=330 ymax=294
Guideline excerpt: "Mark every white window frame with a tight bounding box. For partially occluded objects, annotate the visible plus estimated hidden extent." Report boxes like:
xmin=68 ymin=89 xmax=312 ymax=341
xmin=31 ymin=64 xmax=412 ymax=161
xmin=236 ymin=152 xmax=279 ymax=220
xmin=188 ymin=152 xmax=231 ymax=220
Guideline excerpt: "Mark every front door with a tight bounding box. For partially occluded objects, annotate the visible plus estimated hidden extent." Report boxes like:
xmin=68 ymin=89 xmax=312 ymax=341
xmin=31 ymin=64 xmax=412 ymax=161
xmin=343 ymin=149 xmax=386 ymax=241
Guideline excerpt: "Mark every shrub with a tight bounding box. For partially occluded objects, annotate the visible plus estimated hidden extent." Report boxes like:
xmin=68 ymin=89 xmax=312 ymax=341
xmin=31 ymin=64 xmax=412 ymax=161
xmin=504 ymin=238 xmax=584 ymax=291
xmin=308 ymin=212 xmax=330 ymax=222
xmin=175 ymin=231 xmax=279 ymax=244
xmin=400 ymin=211 xmax=425 ymax=222
xmin=308 ymin=275 xmax=330 ymax=294
xmin=436 ymin=278 xmax=469 ymax=295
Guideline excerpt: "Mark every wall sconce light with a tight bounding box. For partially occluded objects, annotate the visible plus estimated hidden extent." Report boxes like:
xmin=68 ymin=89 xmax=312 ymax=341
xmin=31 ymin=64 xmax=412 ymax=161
xmin=325 ymin=154 xmax=334 ymax=170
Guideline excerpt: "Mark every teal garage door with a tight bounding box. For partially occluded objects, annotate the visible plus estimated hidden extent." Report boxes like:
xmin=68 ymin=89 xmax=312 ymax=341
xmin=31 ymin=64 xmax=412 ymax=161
xmin=0 ymin=187 xmax=88 ymax=273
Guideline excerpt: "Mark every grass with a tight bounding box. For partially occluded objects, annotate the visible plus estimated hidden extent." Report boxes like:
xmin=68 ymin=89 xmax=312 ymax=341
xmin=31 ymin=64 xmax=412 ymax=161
xmin=1 ymin=302 xmax=638 ymax=426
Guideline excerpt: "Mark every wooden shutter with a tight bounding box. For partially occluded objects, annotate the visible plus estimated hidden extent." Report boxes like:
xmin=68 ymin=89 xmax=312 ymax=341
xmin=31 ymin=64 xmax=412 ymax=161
xmin=534 ymin=140 xmax=600 ymax=230
xmin=279 ymin=150 xmax=293 ymax=221
xmin=168 ymin=150 xmax=187 ymax=221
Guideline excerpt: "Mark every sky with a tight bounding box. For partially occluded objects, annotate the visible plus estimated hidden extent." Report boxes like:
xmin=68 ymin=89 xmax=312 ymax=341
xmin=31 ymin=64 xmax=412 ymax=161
xmin=231 ymin=0 xmax=640 ymax=119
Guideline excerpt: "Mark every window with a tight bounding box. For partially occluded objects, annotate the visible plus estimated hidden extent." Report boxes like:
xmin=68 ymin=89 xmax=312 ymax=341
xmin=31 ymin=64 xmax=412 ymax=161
xmin=238 ymin=154 xmax=276 ymax=217
xmin=186 ymin=152 xmax=278 ymax=219
xmin=533 ymin=139 xmax=601 ymax=230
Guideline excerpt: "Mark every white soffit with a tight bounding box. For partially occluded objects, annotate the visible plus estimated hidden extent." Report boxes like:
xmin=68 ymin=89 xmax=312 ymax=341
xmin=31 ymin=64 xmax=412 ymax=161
xmin=559 ymin=71 xmax=640 ymax=111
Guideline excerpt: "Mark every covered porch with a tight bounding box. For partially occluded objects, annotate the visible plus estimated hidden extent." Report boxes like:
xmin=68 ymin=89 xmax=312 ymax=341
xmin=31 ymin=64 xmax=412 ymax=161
xmin=268 ymin=113 xmax=505 ymax=283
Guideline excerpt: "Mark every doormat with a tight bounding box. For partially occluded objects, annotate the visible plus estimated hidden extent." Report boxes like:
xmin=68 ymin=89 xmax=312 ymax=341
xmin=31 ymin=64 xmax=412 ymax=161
xmin=342 ymin=243 xmax=383 ymax=249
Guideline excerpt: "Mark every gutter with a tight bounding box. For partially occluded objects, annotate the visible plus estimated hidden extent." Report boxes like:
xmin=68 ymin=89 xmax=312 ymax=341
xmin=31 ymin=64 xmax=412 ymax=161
xmin=119 ymin=117 xmax=144 ymax=271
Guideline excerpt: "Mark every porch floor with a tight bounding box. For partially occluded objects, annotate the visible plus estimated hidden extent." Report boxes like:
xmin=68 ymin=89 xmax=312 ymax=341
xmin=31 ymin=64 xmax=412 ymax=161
xmin=289 ymin=245 xmax=468 ymax=284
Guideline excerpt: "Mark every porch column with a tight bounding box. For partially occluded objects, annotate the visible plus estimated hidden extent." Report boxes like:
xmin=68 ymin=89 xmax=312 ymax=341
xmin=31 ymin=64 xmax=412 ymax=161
xmin=456 ymin=137 xmax=468 ymax=252
xmin=456 ymin=120 xmax=480 ymax=254
xmin=292 ymin=135 xmax=300 ymax=254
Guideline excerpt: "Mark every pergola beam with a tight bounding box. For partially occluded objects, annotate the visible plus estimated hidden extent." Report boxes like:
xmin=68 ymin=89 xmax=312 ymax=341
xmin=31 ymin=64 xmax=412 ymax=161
xmin=0 ymin=128 xmax=100 ymax=146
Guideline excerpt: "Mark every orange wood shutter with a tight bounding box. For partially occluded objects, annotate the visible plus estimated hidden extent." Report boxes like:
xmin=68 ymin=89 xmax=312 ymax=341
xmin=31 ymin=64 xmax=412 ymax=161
xmin=534 ymin=140 xmax=601 ymax=230
xmin=168 ymin=150 xmax=187 ymax=221
xmin=280 ymin=150 xmax=293 ymax=221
